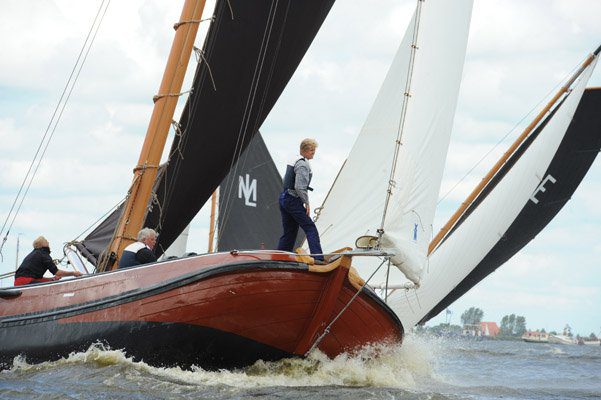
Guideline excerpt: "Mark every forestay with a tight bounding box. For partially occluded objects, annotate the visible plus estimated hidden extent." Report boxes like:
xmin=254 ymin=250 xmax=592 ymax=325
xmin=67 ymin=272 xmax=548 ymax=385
xmin=315 ymin=0 xmax=473 ymax=284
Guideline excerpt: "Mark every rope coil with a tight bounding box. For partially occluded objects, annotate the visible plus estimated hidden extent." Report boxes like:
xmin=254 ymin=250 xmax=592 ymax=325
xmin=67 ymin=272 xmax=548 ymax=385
xmin=173 ymin=16 xmax=214 ymax=31
xmin=153 ymin=90 xmax=192 ymax=103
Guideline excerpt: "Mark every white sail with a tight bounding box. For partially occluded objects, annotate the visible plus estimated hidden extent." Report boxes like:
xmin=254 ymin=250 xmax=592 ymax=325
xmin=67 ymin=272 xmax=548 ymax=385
xmin=316 ymin=0 xmax=473 ymax=284
xmin=161 ymin=225 xmax=190 ymax=259
xmin=388 ymin=59 xmax=597 ymax=328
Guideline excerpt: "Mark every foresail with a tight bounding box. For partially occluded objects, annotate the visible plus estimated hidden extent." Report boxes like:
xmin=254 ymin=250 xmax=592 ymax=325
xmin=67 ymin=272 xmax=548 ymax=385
xmin=389 ymin=62 xmax=598 ymax=328
xmin=315 ymin=0 xmax=473 ymax=284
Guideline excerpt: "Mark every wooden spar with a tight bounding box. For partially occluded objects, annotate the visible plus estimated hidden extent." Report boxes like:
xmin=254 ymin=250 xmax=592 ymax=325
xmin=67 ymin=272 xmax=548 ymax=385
xmin=428 ymin=49 xmax=599 ymax=255
xmin=208 ymin=190 xmax=217 ymax=252
xmin=101 ymin=0 xmax=207 ymax=271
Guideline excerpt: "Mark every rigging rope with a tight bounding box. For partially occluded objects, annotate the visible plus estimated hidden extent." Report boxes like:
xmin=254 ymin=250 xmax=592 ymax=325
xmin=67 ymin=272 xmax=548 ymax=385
xmin=436 ymin=58 xmax=583 ymax=205
xmin=305 ymin=257 xmax=388 ymax=356
xmin=0 ymin=0 xmax=111 ymax=257
xmin=71 ymin=196 xmax=126 ymax=243
xmin=377 ymin=0 xmax=424 ymax=240
xmin=217 ymin=0 xmax=283 ymax=247
xmin=152 ymin=10 xmax=216 ymax=247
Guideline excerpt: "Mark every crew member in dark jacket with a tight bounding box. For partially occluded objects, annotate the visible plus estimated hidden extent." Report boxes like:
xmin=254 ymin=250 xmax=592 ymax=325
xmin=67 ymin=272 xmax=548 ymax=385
xmin=277 ymin=138 xmax=324 ymax=262
xmin=118 ymin=227 xmax=158 ymax=269
xmin=14 ymin=236 xmax=82 ymax=286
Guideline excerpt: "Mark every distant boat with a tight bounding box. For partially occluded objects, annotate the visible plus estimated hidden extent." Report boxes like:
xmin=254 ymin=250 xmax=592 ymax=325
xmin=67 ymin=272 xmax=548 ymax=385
xmin=548 ymin=334 xmax=576 ymax=345
xmin=522 ymin=331 xmax=549 ymax=343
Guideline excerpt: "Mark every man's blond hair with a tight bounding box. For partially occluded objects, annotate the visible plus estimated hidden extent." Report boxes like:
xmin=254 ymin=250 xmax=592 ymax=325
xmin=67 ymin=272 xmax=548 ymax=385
xmin=300 ymin=138 xmax=318 ymax=152
xmin=33 ymin=236 xmax=49 ymax=249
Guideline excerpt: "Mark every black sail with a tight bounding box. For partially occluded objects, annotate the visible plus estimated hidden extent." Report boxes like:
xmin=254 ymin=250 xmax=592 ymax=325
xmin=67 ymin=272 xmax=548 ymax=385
xmin=77 ymin=0 xmax=336 ymax=263
xmin=419 ymin=88 xmax=601 ymax=324
xmin=216 ymin=132 xmax=283 ymax=251
xmin=145 ymin=0 xmax=335 ymax=255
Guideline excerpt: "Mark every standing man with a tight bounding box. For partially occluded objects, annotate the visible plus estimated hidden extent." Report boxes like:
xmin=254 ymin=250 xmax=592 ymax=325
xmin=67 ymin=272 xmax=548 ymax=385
xmin=277 ymin=138 xmax=324 ymax=262
xmin=14 ymin=236 xmax=82 ymax=286
xmin=118 ymin=227 xmax=158 ymax=268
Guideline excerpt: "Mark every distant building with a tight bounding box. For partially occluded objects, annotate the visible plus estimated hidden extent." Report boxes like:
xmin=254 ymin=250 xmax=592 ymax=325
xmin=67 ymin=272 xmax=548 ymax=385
xmin=480 ymin=322 xmax=500 ymax=337
xmin=462 ymin=323 xmax=482 ymax=337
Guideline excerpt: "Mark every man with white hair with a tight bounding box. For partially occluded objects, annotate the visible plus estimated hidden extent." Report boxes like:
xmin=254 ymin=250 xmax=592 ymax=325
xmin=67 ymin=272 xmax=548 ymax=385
xmin=14 ymin=236 xmax=82 ymax=286
xmin=118 ymin=227 xmax=158 ymax=269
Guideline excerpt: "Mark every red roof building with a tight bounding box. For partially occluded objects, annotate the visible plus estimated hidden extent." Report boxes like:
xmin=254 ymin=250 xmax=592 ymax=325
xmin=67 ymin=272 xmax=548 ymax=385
xmin=480 ymin=321 xmax=500 ymax=337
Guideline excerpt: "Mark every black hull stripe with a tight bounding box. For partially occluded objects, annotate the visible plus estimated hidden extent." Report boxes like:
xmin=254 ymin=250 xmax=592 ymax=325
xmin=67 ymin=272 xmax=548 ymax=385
xmin=0 ymin=320 xmax=293 ymax=371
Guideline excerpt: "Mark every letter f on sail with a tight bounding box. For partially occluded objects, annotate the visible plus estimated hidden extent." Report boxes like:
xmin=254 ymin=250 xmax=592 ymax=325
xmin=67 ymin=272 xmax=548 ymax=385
xmin=530 ymin=175 xmax=557 ymax=204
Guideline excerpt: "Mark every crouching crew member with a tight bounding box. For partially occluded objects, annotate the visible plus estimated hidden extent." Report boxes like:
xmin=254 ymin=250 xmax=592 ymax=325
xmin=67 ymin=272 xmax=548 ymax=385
xmin=118 ymin=227 xmax=158 ymax=269
xmin=277 ymin=138 xmax=324 ymax=262
xmin=14 ymin=236 xmax=82 ymax=286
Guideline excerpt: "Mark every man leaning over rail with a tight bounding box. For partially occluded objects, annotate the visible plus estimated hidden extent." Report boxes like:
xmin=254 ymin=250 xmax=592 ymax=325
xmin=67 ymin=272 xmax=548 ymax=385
xmin=14 ymin=236 xmax=82 ymax=286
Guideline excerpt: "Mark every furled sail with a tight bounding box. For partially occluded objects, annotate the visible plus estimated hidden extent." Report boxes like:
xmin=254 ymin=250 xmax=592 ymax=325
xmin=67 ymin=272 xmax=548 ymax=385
xmin=217 ymin=132 xmax=296 ymax=251
xmin=389 ymin=63 xmax=599 ymax=328
xmin=77 ymin=0 xmax=336 ymax=263
xmin=315 ymin=0 xmax=473 ymax=284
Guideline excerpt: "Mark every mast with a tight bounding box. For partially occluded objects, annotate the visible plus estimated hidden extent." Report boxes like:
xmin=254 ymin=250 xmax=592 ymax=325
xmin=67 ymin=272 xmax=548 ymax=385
xmin=428 ymin=47 xmax=601 ymax=255
xmin=208 ymin=190 xmax=217 ymax=252
xmin=100 ymin=0 xmax=207 ymax=271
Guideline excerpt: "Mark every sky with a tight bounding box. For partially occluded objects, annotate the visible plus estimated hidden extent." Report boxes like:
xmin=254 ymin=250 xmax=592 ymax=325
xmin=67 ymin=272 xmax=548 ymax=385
xmin=0 ymin=0 xmax=600 ymax=336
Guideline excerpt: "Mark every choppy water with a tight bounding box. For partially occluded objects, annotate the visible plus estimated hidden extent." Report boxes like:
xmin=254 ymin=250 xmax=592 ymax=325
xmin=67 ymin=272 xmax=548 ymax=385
xmin=1 ymin=335 xmax=600 ymax=399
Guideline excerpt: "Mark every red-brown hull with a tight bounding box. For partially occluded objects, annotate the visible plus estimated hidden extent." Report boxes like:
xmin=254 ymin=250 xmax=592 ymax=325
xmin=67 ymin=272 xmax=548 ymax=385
xmin=0 ymin=252 xmax=403 ymax=369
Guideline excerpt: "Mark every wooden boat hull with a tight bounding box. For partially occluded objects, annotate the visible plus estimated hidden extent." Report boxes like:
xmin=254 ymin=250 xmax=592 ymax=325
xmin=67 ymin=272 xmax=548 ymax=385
xmin=0 ymin=252 xmax=403 ymax=369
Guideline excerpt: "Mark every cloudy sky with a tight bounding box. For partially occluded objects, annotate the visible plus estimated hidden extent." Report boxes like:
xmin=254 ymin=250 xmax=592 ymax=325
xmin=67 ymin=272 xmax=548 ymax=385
xmin=1 ymin=0 xmax=600 ymax=336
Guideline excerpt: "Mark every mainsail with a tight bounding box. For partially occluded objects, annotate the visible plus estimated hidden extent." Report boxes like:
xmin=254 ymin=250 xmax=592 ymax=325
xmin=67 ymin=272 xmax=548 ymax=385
xmin=77 ymin=0 xmax=336 ymax=263
xmin=390 ymin=60 xmax=599 ymax=328
xmin=146 ymin=0 xmax=336 ymax=255
xmin=315 ymin=0 xmax=473 ymax=284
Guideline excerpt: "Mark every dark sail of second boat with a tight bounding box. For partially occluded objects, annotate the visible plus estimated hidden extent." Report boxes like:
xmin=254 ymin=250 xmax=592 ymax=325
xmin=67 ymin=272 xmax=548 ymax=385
xmin=76 ymin=0 xmax=336 ymax=264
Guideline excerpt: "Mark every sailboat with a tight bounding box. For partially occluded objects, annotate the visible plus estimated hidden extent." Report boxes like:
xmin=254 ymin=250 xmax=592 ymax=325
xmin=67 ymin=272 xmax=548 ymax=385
xmin=315 ymin=29 xmax=601 ymax=330
xmin=0 ymin=0 xmax=407 ymax=370
xmin=0 ymin=0 xmax=598 ymax=373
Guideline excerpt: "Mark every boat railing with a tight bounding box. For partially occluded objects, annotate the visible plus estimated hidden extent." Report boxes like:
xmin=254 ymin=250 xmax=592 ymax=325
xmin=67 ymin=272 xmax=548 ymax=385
xmin=0 ymin=271 xmax=15 ymax=287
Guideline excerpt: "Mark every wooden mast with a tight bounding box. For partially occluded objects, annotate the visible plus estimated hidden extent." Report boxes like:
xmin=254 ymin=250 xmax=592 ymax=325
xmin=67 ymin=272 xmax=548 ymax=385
xmin=100 ymin=0 xmax=207 ymax=271
xmin=428 ymin=48 xmax=600 ymax=255
xmin=208 ymin=190 xmax=217 ymax=252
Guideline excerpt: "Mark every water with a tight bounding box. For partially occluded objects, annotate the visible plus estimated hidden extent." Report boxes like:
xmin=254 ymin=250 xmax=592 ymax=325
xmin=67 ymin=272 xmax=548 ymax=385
xmin=1 ymin=335 xmax=600 ymax=399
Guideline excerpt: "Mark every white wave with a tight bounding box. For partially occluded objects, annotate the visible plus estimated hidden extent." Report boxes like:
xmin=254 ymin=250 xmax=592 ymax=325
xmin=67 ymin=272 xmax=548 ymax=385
xmin=6 ymin=335 xmax=448 ymax=389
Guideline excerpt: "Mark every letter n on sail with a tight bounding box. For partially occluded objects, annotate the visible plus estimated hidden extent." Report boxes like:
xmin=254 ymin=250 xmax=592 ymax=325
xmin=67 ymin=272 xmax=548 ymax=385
xmin=238 ymin=174 xmax=257 ymax=207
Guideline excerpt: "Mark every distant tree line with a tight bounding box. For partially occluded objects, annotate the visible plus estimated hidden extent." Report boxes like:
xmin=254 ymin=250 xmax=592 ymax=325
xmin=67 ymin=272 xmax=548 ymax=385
xmin=460 ymin=307 xmax=483 ymax=326
xmin=499 ymin=313 xmax=526 ymax=337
